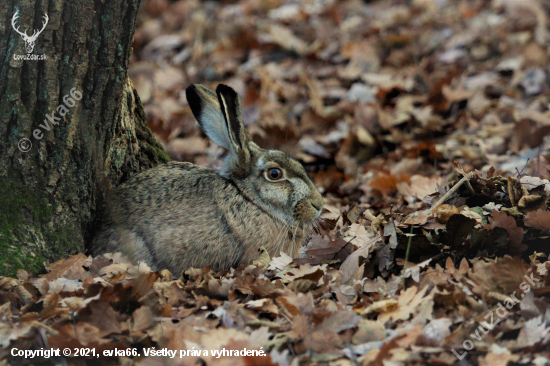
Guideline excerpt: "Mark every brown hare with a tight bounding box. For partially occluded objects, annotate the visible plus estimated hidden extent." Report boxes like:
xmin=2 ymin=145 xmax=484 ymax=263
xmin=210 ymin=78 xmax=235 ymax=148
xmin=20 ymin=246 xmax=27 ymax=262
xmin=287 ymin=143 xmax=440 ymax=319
xmin=93 ymin=84 xmax=324 ymax=275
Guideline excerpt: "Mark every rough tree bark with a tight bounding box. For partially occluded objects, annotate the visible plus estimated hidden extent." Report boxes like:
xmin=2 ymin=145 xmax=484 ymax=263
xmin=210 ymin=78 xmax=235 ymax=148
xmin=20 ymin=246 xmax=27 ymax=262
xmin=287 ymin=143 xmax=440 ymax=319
xmin=0 ymin=0 xmax=169 ymax=277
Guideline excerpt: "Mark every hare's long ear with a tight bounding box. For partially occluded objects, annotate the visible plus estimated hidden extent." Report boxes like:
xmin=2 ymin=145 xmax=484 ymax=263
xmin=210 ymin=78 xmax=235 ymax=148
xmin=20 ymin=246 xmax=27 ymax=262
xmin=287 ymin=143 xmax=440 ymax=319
xmin=215 ymin=84 xmax=252 ymax=173
xmin=186 ymin=84 xmax=233 ymax=150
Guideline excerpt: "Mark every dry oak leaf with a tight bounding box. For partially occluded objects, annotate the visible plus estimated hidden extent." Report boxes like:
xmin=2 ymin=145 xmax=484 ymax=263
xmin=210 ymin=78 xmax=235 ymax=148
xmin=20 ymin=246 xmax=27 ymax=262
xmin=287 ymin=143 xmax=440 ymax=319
xmin=82 ymin=301 xmax=122 ymax=337
xmin=460 ymin=206 xmax=483 ymax=224
xmin=132 ymin=305 xmax=156 ymax=333
xmin=370 ymin=174 xmax=398 ymax=196
xmin=59 ymin=294 xmax=99 ymax=312
xmin=281 ymin=263 xmax=326 ymax=284
xmin=352 ymin=320 xmax=387 ymax=343
xmin=479 ymin=351 xmax=519 ymax=366
xmin=299 ymin=330 xmax=343 ymax=353
xmin=493 ymin=256 xmax=531 ymax=293
xmin=432 ymin=204 xmax=459 ymax=224
xmin=423 ymin=318 xmax=452 ymax=341
xmin=268 ymin=251 xmax=293 ymax=271
xmin=289 ymin=316 xmax=345 ymax=354
xmin=524 ymin=210 xmax=550 ymax=233
xmin=341 ymin=233 xmax=381 ymax=283
xmin=517 ymin=315 xmax=550 ymax=347
xmin=367 ymin=334 xmax=407 ymax=366
xmin=362 ymin=275 xmax=401 ymax=297
xmin=397 ymin=175 xmax=442 ymax=203
xmin=249 ymin=326 xmax=271 ymax=349
xmin=48 ymin=278 xmax=83 ymax=293
xmin=0 ymin=277 xmax=33 ymax=305
xmin=396 ymin=324 xmax=426 ymax=349
xmin=507 ymin=176 xmax=524 ymax=207
xmin=42 ymin=254 xmax=92 ymax=281
xmin=287 ymin=279 xmax=318 ymax=293
xmin=48 ymin=322 xmax=108 ymax=348
xmin=245 ymin=299 xmax=280 ymax=316
xmin=518 ymin=193 xmax=548 ymax=210
xmin=16 ymin=269 xmax=29 ymax=282
xmin=316 ymin=309 xmax=359 ymax=334
xmin=402 ymin=257 xmax=434 ymax=283
xmin=276 ymin=292 xmax=314 ymax=318
xmin=536 ymin=261 xmax=549 ymax=277
xmin=468 ymin=259 xmax=498 ymax=298
xmin=0 ymin=320 xmax=55 ymax=347
xmin=146 ymin=321 xmax=192 ymax=352
xmin=485 ymin=210 xmax=526 ymax=253
xmin=269 ymin=24 xmax=308 ymax=54
xmin=98 ymin=260 xmax=152 ymax=278
xmin=321 ymin=205 xmax=341 ymax=220
xmin=360 ymin=300 xmax=398 ymax=316
xmin=200 ymin=327 xmax=251 ymax=352
xmin=377 ymin=285 xmax=431 ymax=324
xmin=403 ymin=210 xmax=429 ymax=225
xmin=344 ymin=223 xmax=376 ymax=248
xmin=519 ymin=176 xmax=550 ymax=193
xmin=296 ymin=236 xmax=354 ymax=265
xmin=88 ymin=255 xmax=113 ymax=276
xmin=0 ymin=301 xmax=10 ymax=321
xmin=252 ymin=246 xmax=271 ymax=268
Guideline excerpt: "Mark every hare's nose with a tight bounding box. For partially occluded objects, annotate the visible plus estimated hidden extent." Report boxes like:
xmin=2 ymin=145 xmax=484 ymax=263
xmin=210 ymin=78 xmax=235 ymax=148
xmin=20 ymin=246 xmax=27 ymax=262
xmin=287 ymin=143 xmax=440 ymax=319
xmin=312 ymin=202 xmax=322 ymax=211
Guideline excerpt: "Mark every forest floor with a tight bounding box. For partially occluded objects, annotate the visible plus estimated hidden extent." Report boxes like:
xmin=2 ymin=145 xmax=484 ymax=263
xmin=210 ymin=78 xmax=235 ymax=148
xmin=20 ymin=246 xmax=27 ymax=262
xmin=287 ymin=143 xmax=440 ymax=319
xmin=2 ymin=0 xmax=550 ymax=365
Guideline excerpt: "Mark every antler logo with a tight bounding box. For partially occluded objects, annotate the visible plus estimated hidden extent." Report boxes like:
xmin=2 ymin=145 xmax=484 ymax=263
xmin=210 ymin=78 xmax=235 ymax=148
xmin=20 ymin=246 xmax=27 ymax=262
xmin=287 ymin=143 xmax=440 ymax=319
xmin=11 ymin=10 xmax=48 ymax=54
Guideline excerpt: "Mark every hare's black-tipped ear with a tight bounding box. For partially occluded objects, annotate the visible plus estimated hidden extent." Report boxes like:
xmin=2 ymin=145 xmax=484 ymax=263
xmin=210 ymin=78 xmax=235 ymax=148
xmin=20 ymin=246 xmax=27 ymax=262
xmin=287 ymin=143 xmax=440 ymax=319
xmin=215 ymin=84 xmax=250 ymax=152
xmin=186 ymin=84 xmax=232 ymax=150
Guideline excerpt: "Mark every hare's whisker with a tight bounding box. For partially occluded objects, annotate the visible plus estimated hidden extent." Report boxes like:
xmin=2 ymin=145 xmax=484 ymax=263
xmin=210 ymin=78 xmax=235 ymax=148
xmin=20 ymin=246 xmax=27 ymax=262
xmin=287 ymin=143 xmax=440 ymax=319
xmin=282 ymin=220 xmax=293 ymax=254
xmin=274 ymin=221 xmax=288 ymax=253
xmin=282 ymin=221 xmax=292 ymax=254
xmin=273 ymin=222 xmax=286 ymax=256
xmin=292 ymin=224 xmax=299 ymax=249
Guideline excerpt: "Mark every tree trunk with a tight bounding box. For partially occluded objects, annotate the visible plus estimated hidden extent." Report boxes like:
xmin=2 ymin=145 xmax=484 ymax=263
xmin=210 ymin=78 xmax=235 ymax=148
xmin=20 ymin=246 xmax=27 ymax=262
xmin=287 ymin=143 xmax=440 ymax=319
xmin=0 ymin=0 xmax=169 ymax=277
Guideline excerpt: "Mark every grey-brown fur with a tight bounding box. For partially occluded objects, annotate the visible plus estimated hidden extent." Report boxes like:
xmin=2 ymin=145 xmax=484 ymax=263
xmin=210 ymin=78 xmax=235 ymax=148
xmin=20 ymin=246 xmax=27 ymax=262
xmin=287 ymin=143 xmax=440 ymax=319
xmin=93 ymin=84 xmax=324 ymax=275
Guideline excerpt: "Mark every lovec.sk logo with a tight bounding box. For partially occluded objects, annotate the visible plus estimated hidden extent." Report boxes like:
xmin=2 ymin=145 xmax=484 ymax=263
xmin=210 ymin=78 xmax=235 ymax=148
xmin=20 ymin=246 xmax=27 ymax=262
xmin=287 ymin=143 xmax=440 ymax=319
xmin=11 ymin=10 xmax=48 ymax=60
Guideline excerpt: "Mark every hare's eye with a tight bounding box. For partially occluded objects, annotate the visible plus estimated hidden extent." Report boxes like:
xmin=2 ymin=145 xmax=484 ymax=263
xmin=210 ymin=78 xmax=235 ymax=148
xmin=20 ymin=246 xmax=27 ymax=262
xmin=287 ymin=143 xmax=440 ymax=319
xmin=266 ymin=168 xmax=283 ymax=181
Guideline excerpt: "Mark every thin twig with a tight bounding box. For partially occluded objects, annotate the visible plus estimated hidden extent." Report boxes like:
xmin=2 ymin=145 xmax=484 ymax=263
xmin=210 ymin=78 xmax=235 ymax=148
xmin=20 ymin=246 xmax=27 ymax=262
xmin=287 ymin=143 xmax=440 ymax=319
xmin=402 ymin=224 xmax=414 ymax=290
xmin=465 ymin=179 xmax=476 ymax=196
xmin=430 ymin=171 xmax=476 ymax=213
xmin=537 ymin=146 xmax=541 ymax=176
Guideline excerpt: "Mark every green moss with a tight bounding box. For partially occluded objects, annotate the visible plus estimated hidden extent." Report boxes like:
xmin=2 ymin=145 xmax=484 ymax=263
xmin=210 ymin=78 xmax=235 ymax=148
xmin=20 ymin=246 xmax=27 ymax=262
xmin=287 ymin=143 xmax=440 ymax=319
xmin=133 ymin=88 xmax=170 ymax=166
xmin=0 ymin=177 xmax=52 ymax=277
xmin=44 ymin=222 xmax=82 ymax=257
xmin=140 ymin=140 xmax=170 ymax=165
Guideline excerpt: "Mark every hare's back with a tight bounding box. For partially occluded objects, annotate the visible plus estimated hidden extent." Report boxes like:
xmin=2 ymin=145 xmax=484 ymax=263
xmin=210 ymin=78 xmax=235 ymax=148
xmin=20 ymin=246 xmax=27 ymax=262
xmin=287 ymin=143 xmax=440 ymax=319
xmin=116 ymin=161 xmax=224 ymax=217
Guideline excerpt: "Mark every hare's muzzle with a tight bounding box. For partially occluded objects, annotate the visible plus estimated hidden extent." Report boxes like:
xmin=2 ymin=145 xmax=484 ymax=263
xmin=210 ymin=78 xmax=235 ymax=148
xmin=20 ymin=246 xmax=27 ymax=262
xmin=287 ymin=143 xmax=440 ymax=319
xmin=294 ymin=193 xmax=324 ymax=224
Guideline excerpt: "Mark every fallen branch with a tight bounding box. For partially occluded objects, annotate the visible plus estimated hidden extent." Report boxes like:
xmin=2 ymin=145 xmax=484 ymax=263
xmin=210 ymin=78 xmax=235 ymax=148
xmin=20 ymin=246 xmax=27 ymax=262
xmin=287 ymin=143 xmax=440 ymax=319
xmin=430 ymin=172 xmax=476 ymax=213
